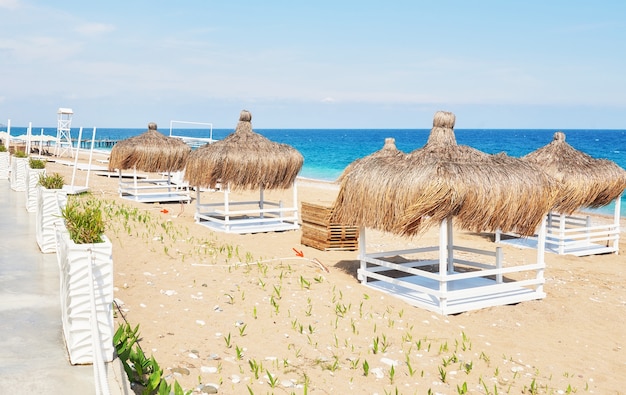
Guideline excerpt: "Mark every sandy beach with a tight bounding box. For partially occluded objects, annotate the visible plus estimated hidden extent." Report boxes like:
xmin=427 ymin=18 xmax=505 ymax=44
xmin=43 ymin=153 xmax=626 ymax=394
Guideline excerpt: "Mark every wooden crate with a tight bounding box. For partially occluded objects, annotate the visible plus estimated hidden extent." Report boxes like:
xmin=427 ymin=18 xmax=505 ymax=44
xmin=300 ymin=202 xmax=359 ymax=251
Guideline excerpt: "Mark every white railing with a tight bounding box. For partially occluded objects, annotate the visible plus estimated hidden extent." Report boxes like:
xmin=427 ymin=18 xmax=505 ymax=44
xmin=496 ymin=206 xmax=621 ymax=256
xmin=194 ymin=183 xmax=300 ymax=234
xmin=169 ymin=120 xmax=215 ymax=148
xmin=357 ymin=217 xmax=547 ymax=315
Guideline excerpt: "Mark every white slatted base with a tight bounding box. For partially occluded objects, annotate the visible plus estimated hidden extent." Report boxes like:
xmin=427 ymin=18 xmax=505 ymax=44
xmin=119 ymin=178 xmax=191 ymax=203
xmin=498 ymin=236 xmax=617 ymax=257
xmin=361 ymin=273 xmax=545 ymax=315
xmin=195 ymin=211 xmax=299 ymax=234
xmin=194 ymin=183 xmax=300 ymax=234
xmin=357 ymin=217 xmax=547 ymax=315
xmin=121 ymin=192 xmax=191 ymax=203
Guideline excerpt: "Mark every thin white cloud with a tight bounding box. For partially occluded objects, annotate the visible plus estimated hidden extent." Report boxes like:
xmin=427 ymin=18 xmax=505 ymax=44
xmin=0 ymin=0 xmax=20 ymax=10
xmin=321 ymin=97 xmax=335 ymax=103
xmin=74 ymin=22 xmax=116 ymax=36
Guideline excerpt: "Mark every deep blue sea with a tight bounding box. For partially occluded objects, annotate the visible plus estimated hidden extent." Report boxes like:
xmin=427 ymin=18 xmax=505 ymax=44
xmin=6 ymin=126 xmax=626 ymax=217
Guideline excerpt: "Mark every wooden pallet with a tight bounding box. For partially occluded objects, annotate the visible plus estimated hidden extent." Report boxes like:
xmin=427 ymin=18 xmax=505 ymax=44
xmin=301 ymin=202 xmax=359 ymax=251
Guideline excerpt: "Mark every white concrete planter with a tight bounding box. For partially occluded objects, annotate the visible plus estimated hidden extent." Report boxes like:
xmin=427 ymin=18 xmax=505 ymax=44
xmin=26 ymin=168 xmax=46 ymax=212
xmin=56 ymin=228 xmax=114 ymax=365
xmin=10 ymin=156 xmax=28 ymax=191
xmin=36 ymin=186 xmax=67 ymax=253
xmin=0 ymin=151 xmax=9 ymax=179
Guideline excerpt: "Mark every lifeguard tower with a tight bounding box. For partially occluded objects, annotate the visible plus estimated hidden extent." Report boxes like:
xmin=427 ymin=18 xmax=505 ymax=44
xmin=55 ymin=108 xmax=74 ymax=158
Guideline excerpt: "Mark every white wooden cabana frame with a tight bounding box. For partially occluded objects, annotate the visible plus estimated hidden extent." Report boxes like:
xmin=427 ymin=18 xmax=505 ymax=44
xmin=496 ymin=193 xmax=621 ymax=256
xmin=357 ymin=217 xmax=547 ymax=315
xmin=117 ymin=168 xmax=191 ymax=204
xmin=194 ymin=181 xmax=299 ymax=234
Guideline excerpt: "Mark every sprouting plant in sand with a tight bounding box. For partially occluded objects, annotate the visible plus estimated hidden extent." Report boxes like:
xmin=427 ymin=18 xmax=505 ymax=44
xmin=372 ymin=337 xmax=380 ymax=354
xmin=270 ymin=296 xmax=280 ymax=314
xmin=266 ymin=370 xmax=278 ymax=388
xmin=388 ymin=364 xmax=395 ymax=384
xmin=438 ymin=365 xmax=447 ymax=383
xmin=405 ymin=354 xmax=416 ymax=377
xmin=235 ymin=345 xmax=244 ymax=360
xmin=237 ymin=323 xmax=247 ymax=337
xmin=299 ymin=275 xmax=311 ymax=290
xmin=362 ymin=359 xmax=370 ymax=376
xmin=248 ymin=359 xmax=261 ymax=379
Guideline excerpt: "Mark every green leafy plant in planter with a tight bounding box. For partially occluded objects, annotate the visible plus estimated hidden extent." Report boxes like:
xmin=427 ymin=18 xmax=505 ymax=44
xmin=38 ymin=172 xmax=65 ymax=190
xmin=61 ymin=197 xmax=106 ymax=244
xmin=29 ymin=158 xmax=46 ymax=169
xmin=0 ymin=145 xmax=6 ymax=152
xmin=13 ymin=150 xmax=28 ymax=158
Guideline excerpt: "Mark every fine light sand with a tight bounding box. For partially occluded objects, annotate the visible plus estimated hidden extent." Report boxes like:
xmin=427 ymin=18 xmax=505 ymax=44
xmin=45 ymin=153 xmax=625 ymax=395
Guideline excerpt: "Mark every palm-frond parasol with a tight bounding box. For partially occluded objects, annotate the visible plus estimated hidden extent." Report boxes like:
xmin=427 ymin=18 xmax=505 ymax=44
xmin=184 ymin=110 xmax=303 ymax=190
xmin=108 ymin=122 xmax=191 ymax=173
xmin=333 ymin=137 xmax=410 ymax=233
xmin=522 ymin=131 xmax=626 ymax=214
xmin=333 ymin=111 xmax=557 ymax=237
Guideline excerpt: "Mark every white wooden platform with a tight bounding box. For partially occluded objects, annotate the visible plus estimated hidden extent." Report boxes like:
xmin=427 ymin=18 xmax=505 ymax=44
xmin=364 ymin=273 xmax=544 ymax=316
xmin=497 ymin=234 xmax=618 ymax=257
xmin=118 ymin=177 xmax=191 ymax=203
xmin=95 ymin=171 xmax=148 ymax=179
xmin=496 ymin=200 xmax=621 ymax=256
xmin=357 ymin=217 xmax=547 ymax=315
xmin=194 ymin=183 xmax=299 ymax=234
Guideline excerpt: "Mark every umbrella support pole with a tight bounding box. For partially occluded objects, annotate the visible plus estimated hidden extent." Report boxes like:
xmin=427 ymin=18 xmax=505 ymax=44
xmin=356 ymin=219 xmax=547 ymax=315
xmin=614 ymin=193 xmax=621 ymax=254
xmin=259 ymin=187 xmax=263 ymax=219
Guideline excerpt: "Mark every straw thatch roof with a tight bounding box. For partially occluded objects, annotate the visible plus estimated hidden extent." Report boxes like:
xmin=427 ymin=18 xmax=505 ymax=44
xmin=522 ymin=131 xmax=626 ymax=214
xmin=337 ymin=137 xmax=406 ymax=182
xmin=184 ymin=110 xmax=303 ymax=190
xmin=332 ymin=138 xmax=411 ymax=233
xmin=108 ymin=123 xmax=191 ymax=173
xmin=332 ymin=111 xmax=557 ymax=237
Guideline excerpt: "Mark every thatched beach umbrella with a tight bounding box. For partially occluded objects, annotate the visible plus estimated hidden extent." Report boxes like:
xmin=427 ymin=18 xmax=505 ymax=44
xmin=184 ymin=110 xmax=303 ymax=190
xmin=333 ymin=111 xmax=557 ymax=237
xmin=108 ymin=122 xmax=191 ymax=173
xmin=522 ymin=131 xmax=626 ymax=214
xmin=332 ymin=111 xmax=557 ymax=315
xmin=333 ymin=138 xmax=410 ymax=233
xmin=337 ymin=137 xmax=406 ymax=181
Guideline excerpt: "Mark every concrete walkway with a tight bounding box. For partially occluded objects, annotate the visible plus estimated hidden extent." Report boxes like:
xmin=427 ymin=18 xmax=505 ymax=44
xmin=0 ymin=181 xmax=131 ymax=394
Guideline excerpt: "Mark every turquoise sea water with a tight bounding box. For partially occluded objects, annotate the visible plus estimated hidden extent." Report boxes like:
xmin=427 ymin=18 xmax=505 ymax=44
xmin=6 ymin=127 xmax=626 ymax=216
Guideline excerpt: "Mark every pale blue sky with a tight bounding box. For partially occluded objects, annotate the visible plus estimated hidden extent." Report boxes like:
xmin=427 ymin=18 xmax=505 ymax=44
xmin=1 ymin=0 xmax=625 ymax=129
